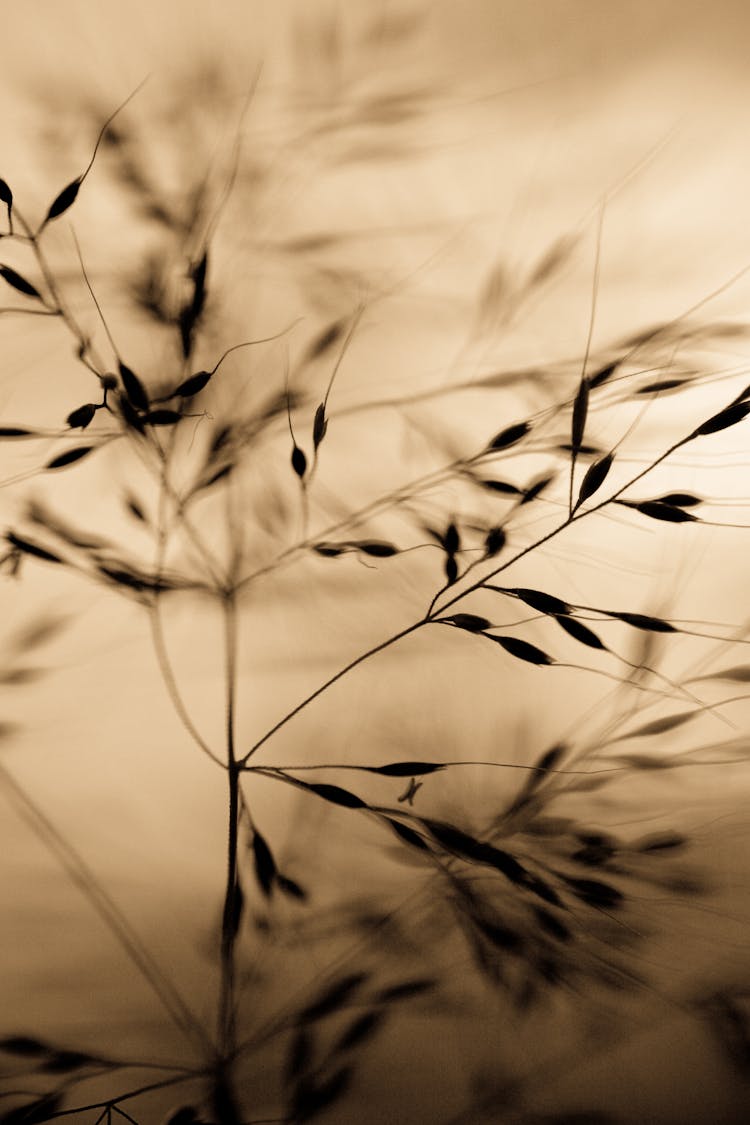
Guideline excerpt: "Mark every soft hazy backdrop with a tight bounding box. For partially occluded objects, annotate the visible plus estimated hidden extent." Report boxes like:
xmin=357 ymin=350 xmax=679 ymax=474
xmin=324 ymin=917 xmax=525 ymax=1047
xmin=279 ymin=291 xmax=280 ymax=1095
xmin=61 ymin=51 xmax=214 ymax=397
xmin=2 ymin=3 xmax=750 ymax=1123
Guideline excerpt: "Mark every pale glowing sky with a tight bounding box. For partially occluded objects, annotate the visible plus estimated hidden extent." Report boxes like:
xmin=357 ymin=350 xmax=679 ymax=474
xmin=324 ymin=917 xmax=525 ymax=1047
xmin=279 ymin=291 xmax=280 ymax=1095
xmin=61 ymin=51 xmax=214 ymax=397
xmin=2 ymin=4 xmax=750 ymax=1122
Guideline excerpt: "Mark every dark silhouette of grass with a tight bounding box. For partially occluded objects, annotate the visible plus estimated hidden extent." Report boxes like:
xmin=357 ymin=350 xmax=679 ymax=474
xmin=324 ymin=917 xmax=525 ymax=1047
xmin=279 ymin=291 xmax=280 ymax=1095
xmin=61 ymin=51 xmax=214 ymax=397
xmin=1 ymin=30 xmax=750 ymax=1125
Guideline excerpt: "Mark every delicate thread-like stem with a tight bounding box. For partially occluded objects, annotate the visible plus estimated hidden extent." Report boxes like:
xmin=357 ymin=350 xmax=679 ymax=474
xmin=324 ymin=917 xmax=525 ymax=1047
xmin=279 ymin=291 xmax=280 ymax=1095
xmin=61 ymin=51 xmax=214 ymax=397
xmin=239 ymin=620 xmax=425 ymax=766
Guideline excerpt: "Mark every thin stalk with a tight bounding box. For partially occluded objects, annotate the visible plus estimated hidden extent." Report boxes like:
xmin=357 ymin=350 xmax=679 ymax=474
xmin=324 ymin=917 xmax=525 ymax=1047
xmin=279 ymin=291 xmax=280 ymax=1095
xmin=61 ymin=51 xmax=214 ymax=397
xmin=149 ymin=422 xmax=225 ymax=768
xmin=12 ymin=205 xmax=107 ymax=378
xmin=239 ymin=619 xmax=425 ymax=766
xmin=432 ymin=428 xmax=695 ymax=620
xmin=215 ymin=591 xmax=244 ymax=1124
xmin=568 ymin=200 xmax=604 ymax=515
xmin=238 ymin=420 xmax=704 ymax=772
xmin=148 ymin=598 xmax=225 ymax=768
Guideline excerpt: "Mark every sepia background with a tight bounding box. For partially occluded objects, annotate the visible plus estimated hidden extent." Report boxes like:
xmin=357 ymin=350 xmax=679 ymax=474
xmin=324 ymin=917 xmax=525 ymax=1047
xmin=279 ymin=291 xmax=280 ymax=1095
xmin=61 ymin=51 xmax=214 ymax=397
xmin=1 ymin=2 xmax=750 ymax=1123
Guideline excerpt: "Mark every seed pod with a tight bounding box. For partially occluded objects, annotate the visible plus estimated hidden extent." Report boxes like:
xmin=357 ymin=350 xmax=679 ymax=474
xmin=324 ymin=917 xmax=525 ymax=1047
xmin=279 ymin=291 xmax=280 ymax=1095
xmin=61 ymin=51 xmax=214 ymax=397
xmin=312 ymin=403 xmax=328 ymax=450
xmin=352 ymin=540 xmax=397 ymax=558
xmin=291 ymin=445 xmax=307 ymax=479
xmin=174 ymin=370 xmax=212 ymax=397
xmin=143 ymin=409 xmax=181 ymax=426
xmin=693 ymin=400 xmax=750 ymax=437
xmin=119 ymin=361 xmax=149 ymax=411
xmin=46 ymin=445 xmax=95 ymax=470
xmin=575 ymin=452 xmax=614 ymax=508
xmin=439 ymin=613 xmax=491 ymax=633
xmin=66 ymin=403 xmax=97 ymax=429
xmin=490 ymin=635 xmax=554 ymax=666
xmin=0 ymin=265 xmax=40 ymax=299
xmin=487 ymin=420 xmax=530 ymax=451
xmin=44 ymin=178 xmax=81 ymax=224
xmin=443 ymin=522 xmax=460 ymax=555
xmin=484 ymin=526 xmax=506 ymax=557
xmin=571 ymin=376 xmax=590 ymax=453
xmin=512 ymin=587 xmax=570 ymax=615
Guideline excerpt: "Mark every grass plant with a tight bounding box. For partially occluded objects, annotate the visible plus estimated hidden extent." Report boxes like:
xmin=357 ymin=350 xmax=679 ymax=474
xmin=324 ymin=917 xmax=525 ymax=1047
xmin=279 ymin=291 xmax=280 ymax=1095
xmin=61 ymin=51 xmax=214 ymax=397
xmin=1 ymin=23 xmax=750 ymax=1125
